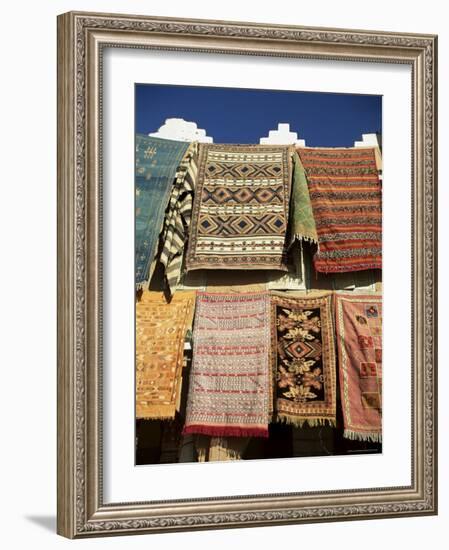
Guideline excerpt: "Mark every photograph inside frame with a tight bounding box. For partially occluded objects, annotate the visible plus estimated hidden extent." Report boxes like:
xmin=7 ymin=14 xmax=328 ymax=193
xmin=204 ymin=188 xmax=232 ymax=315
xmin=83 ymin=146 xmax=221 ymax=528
xmin=134 ymin=83 xmax=383 ymax=465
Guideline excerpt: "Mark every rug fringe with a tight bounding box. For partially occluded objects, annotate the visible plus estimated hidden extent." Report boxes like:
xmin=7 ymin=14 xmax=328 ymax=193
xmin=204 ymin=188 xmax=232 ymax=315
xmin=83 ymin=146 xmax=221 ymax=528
xmin=136 ymin=280 xmax=150 ymax=292
xmin=211 ymin=443 xmax=244 ymax=461
xmin=343 ymin=429 xmax=382 ymax=443
xmin=221 ymin=448 xmax=244 ymax=460
xmin=276 ymin=414 xmax=336 ymax=428
xmin=137 ymin=414 xmax=176 ymax=421
xmin=289 ymin=234 xmax=318 ymax=248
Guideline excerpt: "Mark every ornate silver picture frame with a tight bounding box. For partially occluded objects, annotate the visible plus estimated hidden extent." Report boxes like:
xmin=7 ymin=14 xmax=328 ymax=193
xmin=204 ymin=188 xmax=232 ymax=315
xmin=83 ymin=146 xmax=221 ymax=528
xmin=57 ymin=11 xmax=437 ymax=538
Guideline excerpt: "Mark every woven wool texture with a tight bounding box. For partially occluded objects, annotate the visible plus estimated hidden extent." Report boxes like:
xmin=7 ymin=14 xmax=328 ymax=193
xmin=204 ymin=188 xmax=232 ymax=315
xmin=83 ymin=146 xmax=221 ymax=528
xmin=334 ymin=293 xmax=382 ymax=442
xmin=186 ymin=144 xmax=293 ymax=271
xmin=271 ymin=292 xmax=336 ymax=427
xmin=183 ymin=292 xmax=272 ymax=438
xmin=159 ymin=141 xmax=199 ymax=296
xmin=136 ymin=291 xmax=196 ymax=420
xmin=135 ymin=135 xmax=190 ymax=289
xmin=289 ymin=152 xmax=318 ymax=246
xmin=297 ymin=147 xmax=382 ymax=273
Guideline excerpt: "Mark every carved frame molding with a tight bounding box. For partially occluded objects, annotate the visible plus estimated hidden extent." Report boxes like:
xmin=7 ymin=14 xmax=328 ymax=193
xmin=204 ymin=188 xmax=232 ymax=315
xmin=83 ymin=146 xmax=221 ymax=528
xmin=57 ymin=11 xmax=437 ymax=538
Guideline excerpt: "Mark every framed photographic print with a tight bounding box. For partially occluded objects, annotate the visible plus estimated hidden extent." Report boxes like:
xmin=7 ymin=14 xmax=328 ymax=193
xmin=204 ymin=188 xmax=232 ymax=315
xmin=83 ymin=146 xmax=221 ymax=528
xmin=57 ymin=11 xmax=438 ymax=538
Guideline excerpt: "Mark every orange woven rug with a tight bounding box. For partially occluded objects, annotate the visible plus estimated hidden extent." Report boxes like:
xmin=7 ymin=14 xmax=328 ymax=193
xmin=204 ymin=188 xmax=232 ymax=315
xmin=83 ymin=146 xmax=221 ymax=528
xmin=297 ymin=147 xmax=382 ymax=273
xmin=136 ymin=291 xmax=196 ymax=420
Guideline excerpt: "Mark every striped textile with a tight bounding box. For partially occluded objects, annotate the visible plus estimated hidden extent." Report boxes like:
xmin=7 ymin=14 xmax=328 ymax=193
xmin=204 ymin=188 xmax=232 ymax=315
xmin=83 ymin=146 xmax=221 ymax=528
xmin=159 ymin=142 xmax=199 ymax=295
xmin=297 ymin=147 xmax=382 ymax=273
xmin=135 ymin=135 xmax=190 ymax=289
xmin=183 ymin=292 xmax=272 ymax=438
xmin=186 ymin=144 xmax=293 ymax=271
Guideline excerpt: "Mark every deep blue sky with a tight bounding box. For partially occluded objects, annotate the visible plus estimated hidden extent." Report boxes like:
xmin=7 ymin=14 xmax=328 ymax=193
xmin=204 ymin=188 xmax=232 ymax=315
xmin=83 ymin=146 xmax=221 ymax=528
xmin=135 ymin=84 xmax=381 ymax=147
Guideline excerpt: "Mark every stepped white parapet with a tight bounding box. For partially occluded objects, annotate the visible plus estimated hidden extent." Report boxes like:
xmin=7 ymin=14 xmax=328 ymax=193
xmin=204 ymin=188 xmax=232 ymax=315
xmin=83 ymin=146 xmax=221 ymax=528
xmin=149 ymin=118 xmax=213 ymax=143
xmin=354 ymin=133 xmax=380 ymax=148
xmin=259 ymin=123 xmax=306 ymax=146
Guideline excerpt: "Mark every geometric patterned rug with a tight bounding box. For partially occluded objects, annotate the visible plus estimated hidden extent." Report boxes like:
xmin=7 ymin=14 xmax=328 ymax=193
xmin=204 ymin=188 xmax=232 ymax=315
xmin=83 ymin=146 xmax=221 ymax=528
xmin=135 ymin=290 xmax=196 ymax=420
xmin=186 ymin=144 xmax=293 ymax=271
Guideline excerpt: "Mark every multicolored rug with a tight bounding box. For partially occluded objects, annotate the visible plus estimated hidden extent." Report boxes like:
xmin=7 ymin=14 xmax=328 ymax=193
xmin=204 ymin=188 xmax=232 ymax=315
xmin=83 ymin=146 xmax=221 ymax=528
xmin=334 ymin=293 xmax=382 ymax=442
xmin=270 ymin=292 xmax=336 ymax=427
xmin=136 ymin=291 xmax=196 ymax=420
xmin=135 ymin=135 xmax=190 ymax=289
xmin=297 ymin=147 xmax=382 ymax=273
xmin=159 ymin=142 xmax=199 ymax=295
xmin=186 ymin=144 xmax=293 ymax=271
xmin=289 ymin=152 xmax=318 ymax=246
xmin=183 ymin=292 xmax=271 ymax=438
